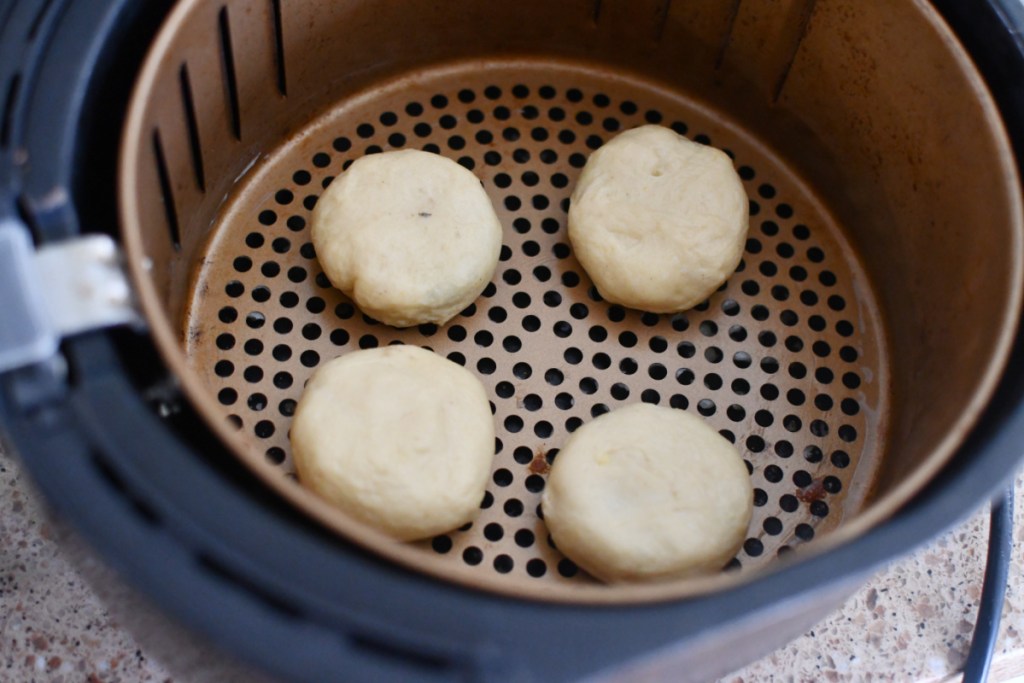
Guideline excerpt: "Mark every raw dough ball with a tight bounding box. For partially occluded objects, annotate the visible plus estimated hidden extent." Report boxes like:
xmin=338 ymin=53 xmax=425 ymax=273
xmin=290 ymin=345 xmax=494 ymax=541
xmin=311 ymin=149 xmax=502 ymax=327
xmin=568 ymin=125 xmax=749 ymax=313
xmin=541 ymin=404 xmax=753 ymax=582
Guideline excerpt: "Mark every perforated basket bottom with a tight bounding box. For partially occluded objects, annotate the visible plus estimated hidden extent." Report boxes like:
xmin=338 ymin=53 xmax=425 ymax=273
xmin=183 ymin=60 xmax=888 ymax=594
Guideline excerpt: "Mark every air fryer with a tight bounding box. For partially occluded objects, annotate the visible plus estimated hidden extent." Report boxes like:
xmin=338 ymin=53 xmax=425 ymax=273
xmin=1 ymin=0 xmax=1024 ymax=681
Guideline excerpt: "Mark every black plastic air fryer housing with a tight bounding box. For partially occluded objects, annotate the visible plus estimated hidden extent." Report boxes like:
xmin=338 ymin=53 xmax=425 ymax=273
xmin=1 ymin=1 xmax=1023 ymax=681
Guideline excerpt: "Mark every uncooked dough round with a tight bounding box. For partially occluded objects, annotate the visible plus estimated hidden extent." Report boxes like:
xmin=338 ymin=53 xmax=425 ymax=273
xmin=290 ymin=345 xmax=495 ymax=541
xmin=541 ymin=404 xmax=753 ymax=582
xmin=568 ymin=125 xmax=749 ymax=313
xmin=311 ymin=149 xmax=502 ymax=327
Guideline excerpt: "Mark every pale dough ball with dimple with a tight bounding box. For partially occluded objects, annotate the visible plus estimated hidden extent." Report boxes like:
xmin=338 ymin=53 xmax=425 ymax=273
xmin=568 ymin=125 xmax=749 ymax=313
xmin=311 ymin=149 xmax=502 ymax=327
xmin=290 ymin=345 xmax=495 ymax=541
xmin=541 ymin=404 xmax=753 ymax=582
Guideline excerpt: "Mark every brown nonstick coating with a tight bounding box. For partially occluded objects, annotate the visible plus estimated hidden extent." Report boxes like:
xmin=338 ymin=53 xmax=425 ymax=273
xmin=119 ymin=0 xmax=1022 ymax=602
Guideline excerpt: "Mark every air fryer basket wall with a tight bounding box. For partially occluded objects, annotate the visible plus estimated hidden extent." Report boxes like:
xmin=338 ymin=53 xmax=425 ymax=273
xmin=120 ymin=0 xmax=1022 ymax=600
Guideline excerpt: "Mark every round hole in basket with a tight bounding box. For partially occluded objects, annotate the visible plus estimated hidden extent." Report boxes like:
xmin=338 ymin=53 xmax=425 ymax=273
xmin=119 ymin=0 xmax=1023 ymax=602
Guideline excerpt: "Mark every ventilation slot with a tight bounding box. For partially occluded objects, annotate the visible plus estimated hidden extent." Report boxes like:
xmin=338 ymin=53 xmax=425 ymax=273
xmin=653 ymin=0 xmax=672 ymax=41
xmin=218 ymin=6 xmax=242 ymax=140
xmin=771 ymin=0 xmax=818 ymax=103
xmin=179 ymin=64 xmax=206 ymax=192
xmin=197 ymin=553 xmax=303 ymax=619
xmin=1 ymin=73 xmax=20 ymax=149
xmin=716 ymin=0 xmax=744 ymax=69
xmin=91 ymin=453 xmax=161 ymax=527
xmin=350 ymin=633 xmax=455 ymax=673
xmin=270 ymin=0 xmax=288 ymax=96
xmin=152 ymin=130 xmax=181 ymax=251
xmin=27 ymin=0 xmax=55 ymax=39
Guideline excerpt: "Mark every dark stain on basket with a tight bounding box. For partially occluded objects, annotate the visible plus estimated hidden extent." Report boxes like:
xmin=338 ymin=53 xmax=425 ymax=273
xmin=796 ymin=478 xmax=827 ymax=504
xmin=529 ymin=449 xmax=550 ymax=475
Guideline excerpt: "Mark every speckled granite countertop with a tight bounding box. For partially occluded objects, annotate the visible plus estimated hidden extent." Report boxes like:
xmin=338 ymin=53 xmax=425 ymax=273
xmin=2 ymin=441 xmax=1023 ymax=682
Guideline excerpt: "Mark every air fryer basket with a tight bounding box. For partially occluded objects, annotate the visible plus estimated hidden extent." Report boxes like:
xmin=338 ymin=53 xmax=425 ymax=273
xmin=119 ymin=0 xmax=1022 ymax=600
